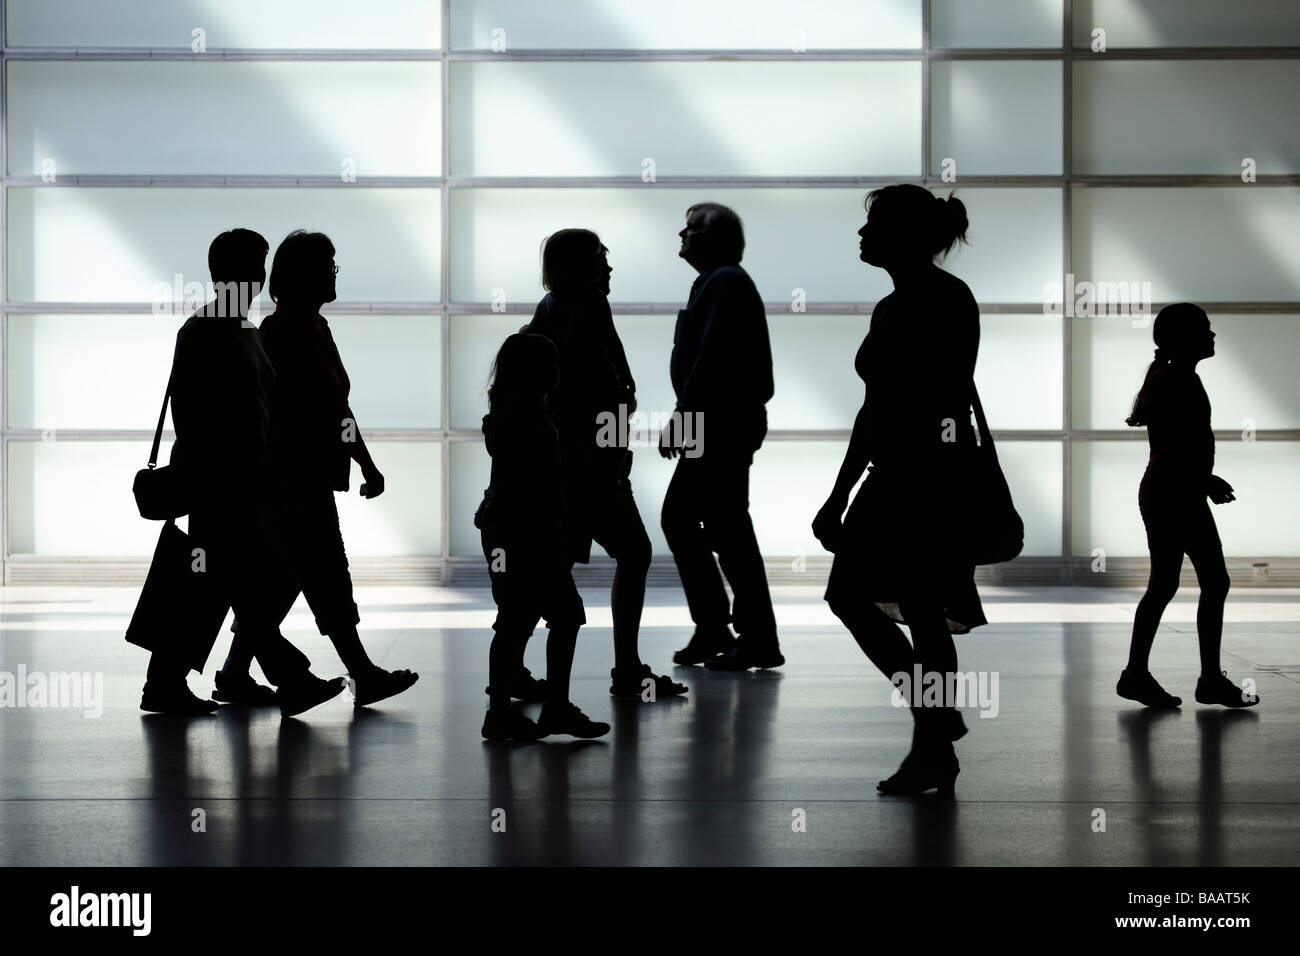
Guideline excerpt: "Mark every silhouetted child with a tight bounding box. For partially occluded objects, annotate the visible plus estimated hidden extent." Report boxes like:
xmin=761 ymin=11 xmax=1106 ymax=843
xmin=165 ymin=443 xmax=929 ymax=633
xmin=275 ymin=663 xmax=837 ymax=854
xmin=476 ymin=332 xmax=610 ymax=740
xmin=1119 ymin=303 xmax=1258 ymax=709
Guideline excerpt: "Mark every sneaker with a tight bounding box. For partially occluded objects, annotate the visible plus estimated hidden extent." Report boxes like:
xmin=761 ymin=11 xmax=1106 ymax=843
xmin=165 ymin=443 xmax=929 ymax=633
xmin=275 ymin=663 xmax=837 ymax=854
xmin=349 ymin=667 xmax=419 ymax=708
xmin=483 ymin=666 xmax=548 ymax=703
xmin=704 ymin=641 xmax=785 ymax=671
xmin=212 ymin=670 xmax=278 ymax=707
xmin=481 ymin=707 xmax=546 ymax=742
xmin=610 ymin=663 xmax=688 ymax=699
xmin=140 ymin=682 xmax=218 ymax=715
xmin=537 ymin=701 xmax=610 ymax=739
xmin=672 ymin=625 xmax=737 ymax=666
xmin=1116 ymin=668 xmax=1182 ymax=708
xmin=279 ymin=674 xmax=348 ymax=718
xmin=1195 ymin=670 xmax=1259 ymax=708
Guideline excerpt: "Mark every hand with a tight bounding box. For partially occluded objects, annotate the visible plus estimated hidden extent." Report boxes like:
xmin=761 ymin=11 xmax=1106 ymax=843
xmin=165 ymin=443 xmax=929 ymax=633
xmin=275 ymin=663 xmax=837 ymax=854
xmin=659 ymin=416 xmax=681 ymax=460
xmin=812 ymin=495 xmax=847 ymax=553
xmin=360 ymin=467 xmax=385 ymax=499
xmin=1207 ymin=474 xmax=1235 ymax=504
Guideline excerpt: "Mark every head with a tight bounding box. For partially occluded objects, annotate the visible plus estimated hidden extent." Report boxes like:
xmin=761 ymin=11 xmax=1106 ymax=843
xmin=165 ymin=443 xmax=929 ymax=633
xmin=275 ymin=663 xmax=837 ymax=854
xmin=487 ymin=332 xmax=560 ymax=413
xmin=208 ymin=228 xmax=268 ymax=317
xmin=269 ymin=230 xmax=337 ymax=308
xmin=1126 ymin=303 xmax=1214 ymax=426
xmin=679 ymin=202 xmax=744 ymax=272
xmin=542 ymin=228 xmax=611 ymax=296
xmin=858 ymin=185 xmax=968 ymax=270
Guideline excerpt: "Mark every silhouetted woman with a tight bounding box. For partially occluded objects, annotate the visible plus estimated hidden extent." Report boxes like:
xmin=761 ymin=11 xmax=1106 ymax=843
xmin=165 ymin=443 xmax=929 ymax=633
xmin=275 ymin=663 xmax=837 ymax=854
xmin=476 ymin=332 xmax=610 ymax=739
xmin=1119 ymin=303 xmax=1257 ymax=709
xmin=812 ymin=185 xmax=985 ymax=796
xmin=218 ymin=231 xmax=418 ymax=707
xmin=524 ymin=229 xmax=686 ymax=699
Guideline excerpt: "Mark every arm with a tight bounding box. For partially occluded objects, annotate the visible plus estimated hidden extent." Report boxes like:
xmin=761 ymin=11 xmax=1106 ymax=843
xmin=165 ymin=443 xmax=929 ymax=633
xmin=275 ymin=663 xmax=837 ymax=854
xmin=343 ymin=404 xmax=384 ymax=498
xmin=812 ymin=392 xmax=872 ymax=551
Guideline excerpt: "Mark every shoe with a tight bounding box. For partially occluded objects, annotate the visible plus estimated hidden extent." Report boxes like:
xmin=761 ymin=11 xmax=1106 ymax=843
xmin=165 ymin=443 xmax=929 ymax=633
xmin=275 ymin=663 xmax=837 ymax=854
xmin=673 ymin=625 xmax=737 ymax=666
xmin=704 ymin=641 xmax=784 ymax=671
xmin=350 ymin=667 xmax=419 ymax=708
xmin=1117 ymin=668 xmax=1182 ymax=708
xmin=481 ymin=707 xmax=546 ymax=742
xmin=1195 ymin=670 xmax=1259 ymax=708
xmin=484 ymin=666 xmax=548 ymax=703
xmin=537 ymin=701 xmax=610 ymax=739
xmin=212 ymin=670 xmax=278 ymax=707
xmin=610 ymin=663 xmax=688 ymax=699
xmin=877 ymin=743 xmax=960 ymax=797
xmin=140 ymin=683 xmax=218 ymax=715
xmin=278 ymin=674 xmax=348 ymax=718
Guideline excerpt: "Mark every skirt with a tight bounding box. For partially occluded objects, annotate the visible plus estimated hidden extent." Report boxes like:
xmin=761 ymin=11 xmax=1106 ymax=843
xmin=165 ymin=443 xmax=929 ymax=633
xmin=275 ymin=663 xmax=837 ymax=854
xmin=823 ymin=462 xmax=987 ymax=634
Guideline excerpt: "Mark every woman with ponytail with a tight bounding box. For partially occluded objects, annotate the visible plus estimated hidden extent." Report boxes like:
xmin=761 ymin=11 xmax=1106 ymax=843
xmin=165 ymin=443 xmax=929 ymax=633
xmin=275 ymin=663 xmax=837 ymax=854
xmin=1119 ymin=303 xmax=1257 ymax=709
xmin=812 ymin=184 xmax=985 ymax=796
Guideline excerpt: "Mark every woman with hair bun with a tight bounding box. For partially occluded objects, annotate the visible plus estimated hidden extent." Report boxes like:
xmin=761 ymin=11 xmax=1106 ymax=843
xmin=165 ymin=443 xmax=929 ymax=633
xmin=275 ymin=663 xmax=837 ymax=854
xmin=812 ymin=184 xmax=984 ymax=796
xmin=1119 ymin=303 xmax=1257 ymax=710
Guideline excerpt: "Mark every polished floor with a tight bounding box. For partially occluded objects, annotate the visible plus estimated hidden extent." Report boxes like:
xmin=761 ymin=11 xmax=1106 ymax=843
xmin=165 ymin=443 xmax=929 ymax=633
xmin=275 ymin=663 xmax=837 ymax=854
xmin=1 ymin=585 xmax=1298 ymax=866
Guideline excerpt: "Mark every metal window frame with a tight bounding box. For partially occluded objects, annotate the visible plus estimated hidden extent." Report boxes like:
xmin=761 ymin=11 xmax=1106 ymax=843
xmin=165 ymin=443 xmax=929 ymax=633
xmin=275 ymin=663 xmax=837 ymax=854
xmin=2 ymin=0 xmax=1298 ymax=585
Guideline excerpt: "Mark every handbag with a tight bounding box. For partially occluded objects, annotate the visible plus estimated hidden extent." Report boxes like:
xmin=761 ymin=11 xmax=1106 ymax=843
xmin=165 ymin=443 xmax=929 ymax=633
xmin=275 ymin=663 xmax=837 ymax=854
xmin=125 ymin=519 xmax=231 ymax=673
xmin=132 ymin=376 xmax=189 ymax=520
xmin=966 ymin=383 xmax=1025 ymax=565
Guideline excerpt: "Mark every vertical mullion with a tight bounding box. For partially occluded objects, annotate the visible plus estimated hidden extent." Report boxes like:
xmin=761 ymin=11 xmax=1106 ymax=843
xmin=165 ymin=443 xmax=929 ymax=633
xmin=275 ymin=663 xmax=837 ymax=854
xmin=1061 ymin=0 xmax=1073 ymax=582
xmin=440 ymin=0 xmax=452 ymax=582
xmin=2 ymin=0 xmax=9 ymax=584
xmin=921 ymin=0 xmax=931 ymax=180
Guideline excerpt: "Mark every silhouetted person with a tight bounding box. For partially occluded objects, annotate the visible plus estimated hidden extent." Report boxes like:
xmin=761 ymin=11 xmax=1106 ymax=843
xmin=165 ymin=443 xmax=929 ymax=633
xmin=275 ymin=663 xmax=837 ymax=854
xmin=143 ymin=228 xmax=347 ymax=717
xmin=1118 ymin=303 xmax=1258 ymax=709
xmin=476 ymin=332 xmax=610 ymax=740
xmin=661 ymin=202 xmax=782 ymax=670
xmin=525 ymin=228 xmax=686 ymax=699
xmin=812 ymin=185 xmax=985 ymax=795
xmin=219 ymin=231 xmax=418 ymax=707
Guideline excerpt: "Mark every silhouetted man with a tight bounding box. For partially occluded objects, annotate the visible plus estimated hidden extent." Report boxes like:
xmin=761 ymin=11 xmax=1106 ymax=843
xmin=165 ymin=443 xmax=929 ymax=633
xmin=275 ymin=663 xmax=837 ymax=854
xmin=660 ymin=203 xmax=783 ymax=670
xmin=143 ymin=228 xmax=346 ymax=716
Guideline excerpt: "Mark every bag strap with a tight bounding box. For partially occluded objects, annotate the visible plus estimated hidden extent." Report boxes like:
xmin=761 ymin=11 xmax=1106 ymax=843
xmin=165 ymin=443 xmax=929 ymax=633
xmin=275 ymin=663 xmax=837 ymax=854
xmin=969 ymin=379 xmax=998 ymax=459
xmin=148 ymin=375 xmax=171 ymax=469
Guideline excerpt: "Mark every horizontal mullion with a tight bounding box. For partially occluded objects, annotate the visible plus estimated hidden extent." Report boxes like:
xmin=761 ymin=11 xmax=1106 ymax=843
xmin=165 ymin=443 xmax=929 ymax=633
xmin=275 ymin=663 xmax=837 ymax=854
xmin=4 ymin=429 xmax=442 ymax=442
xmin=1073 ymin=430 xmax=1300 ymax=442
xmin=7 ymin=302 xmax=1300 ymax=316
xmin=5 ymin=47 xmax=1299 ymax=61
xmin=6 ymin=175 xmax=1300 ymax=189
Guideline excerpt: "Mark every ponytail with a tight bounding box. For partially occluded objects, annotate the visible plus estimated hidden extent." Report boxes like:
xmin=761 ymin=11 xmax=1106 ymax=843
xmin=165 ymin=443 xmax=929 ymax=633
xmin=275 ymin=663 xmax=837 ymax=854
xmin=1125 ymin=348 xmax=1168 ymax=427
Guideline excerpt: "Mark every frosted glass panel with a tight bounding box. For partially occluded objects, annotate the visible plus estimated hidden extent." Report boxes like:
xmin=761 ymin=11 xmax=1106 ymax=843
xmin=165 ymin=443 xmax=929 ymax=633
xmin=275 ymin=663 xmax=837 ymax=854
xmin=1072 ymin=0 xmax=1300 ymax=48
xmin=1072 ymin=314 xmax=1300 ymax=432
xmin=451 ymin=188 xmax=1059 ymax=306
xmin=996 ymin=440 xmax=1063 ymax=556
xmin=451 ymin=61 xmax=920 ymax=177
xmin=1074 ymin=61 xmax=1300 ymax=175
xmin=450 ymin=0 xmax=922 ymax=49
xmin=975 ymin=315 xmax=1063 ymax=431
xmin=334 ymin=442 xmax=441 ymax=557
xmin=767 ymin=313 xmax=1062 ymax=431
xmin=1071 ymin=188 xmax=1300 ymax=304
xmin=7 ymin=187 xmax=440 ymax=303
xmin=931 ymin=61 xmax=1063 ymax=175
xmin=451 ymin=188 xmax=887 ymax=305
xmin=8 ymin=441 xmax=173 ymax=556
xmin=321 ymin=315 xmax=440 ymax=429
xmin=8 ymin=62 xmax=440 ymax=177
xmin=1071 ymin=441 xmax=1300 ymax=557
xmin=939 ymin=188 xmax=1063 ymax=303
xmin=6 ymin=0 xmax=440 ymax=49
xmin=931 ymin=0 xmax=1063 ymax=48
xmin=449 ymin=314 xmax=529 ymax=430
xmin=450 ymin=312 xmax=678 ymax=433
xmin=7 ymin=314 xmax=176 ymax=431
xmin=7 ymin=440 xmax=439 ymax=556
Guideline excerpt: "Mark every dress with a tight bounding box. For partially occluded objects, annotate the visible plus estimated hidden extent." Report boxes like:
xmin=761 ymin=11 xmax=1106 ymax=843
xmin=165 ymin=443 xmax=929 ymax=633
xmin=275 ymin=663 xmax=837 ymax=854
xmin=823 ymin=277 xmax=988 ymax=634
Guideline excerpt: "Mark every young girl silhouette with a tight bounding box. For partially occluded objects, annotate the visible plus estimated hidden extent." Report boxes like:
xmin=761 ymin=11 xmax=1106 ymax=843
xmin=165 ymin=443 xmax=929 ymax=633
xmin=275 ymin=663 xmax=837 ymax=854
xmin=1119 ymin=303 xmax=1258 ymax=709
xmin=476 ymin=332 xmax=611 ymax=740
